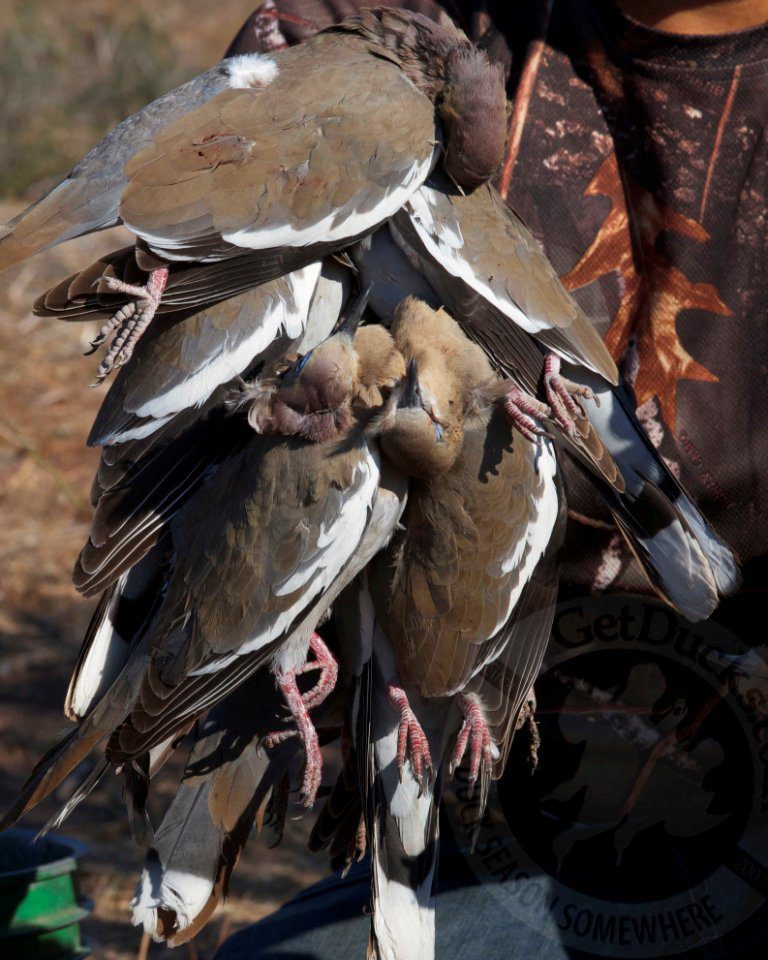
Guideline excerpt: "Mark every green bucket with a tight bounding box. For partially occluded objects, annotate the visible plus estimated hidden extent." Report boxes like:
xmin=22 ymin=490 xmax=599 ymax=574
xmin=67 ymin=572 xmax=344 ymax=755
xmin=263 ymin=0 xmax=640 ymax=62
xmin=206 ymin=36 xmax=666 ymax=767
xmin=0 ymin=828 xmax=91 ymax=959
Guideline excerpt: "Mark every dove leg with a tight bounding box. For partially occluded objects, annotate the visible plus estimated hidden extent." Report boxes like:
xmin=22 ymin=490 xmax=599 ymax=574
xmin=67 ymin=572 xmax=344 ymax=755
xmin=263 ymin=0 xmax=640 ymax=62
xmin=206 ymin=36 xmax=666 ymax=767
xmin=503 ymin=386 xmax=551 ymax=442
xmin=90 ymin=267 xmax=169 ymax=384
xmin=450 ymin=694 xmax=494 ymax=796
xmin=295 ymin=633 xmax=339 ymax=710
xmin=543 ymin=352 xmax=594 ymax=433
xmin=386 ymin=682 xmax=433 ymax=790
xmin=264 ymin=669 xmax=323 ymax=807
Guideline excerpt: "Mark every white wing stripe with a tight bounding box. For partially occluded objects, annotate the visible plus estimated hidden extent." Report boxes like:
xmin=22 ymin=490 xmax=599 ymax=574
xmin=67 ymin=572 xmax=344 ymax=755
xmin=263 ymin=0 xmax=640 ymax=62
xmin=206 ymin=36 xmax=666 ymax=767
xmin=401 ymin=185 xmax=551 ymax=336
xmin=135 ymin=150 xmax=437 ymax=259
xmin=190 ymin=447 xmax=381 ymax=676
xmin=132 ymin=264 xmax=321 ymax=421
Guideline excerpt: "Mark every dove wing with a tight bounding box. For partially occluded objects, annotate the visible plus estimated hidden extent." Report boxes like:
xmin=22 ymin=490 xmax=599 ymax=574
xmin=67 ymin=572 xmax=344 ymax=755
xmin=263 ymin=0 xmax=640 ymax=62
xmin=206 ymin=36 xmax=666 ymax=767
xmin=121 ymin=34 xmax=438 ymax=263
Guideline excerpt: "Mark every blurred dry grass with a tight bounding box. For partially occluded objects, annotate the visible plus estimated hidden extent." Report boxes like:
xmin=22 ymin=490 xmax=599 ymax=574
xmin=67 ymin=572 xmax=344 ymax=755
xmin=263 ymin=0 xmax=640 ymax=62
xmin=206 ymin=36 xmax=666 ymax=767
xmin=0 ymin=4 xmax=332 ymax=958
xmin=0 ymin=0 xmax=260 ymax=199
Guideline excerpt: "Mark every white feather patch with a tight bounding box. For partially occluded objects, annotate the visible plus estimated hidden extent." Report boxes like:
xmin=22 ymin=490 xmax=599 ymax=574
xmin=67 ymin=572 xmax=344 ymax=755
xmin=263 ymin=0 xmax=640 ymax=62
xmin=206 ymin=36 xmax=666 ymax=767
xmin=106 ymin=414 xmax=174 ymax=446
xmin=372 ymin=879 xmax=436 ymax=960
xmin=398 ymin=184 xmax=554 ymax=336
xmin=132 ymin=264 xmax=321 ymax=422
xmin=376 ymin=740 xmax=432 ymax=856
xmin=293 ymin=261 xmax=350 ymax=355
xmin=220 ymin=151 xmax=437 ymax=251
xmin=131 ymin=861 xmax=213 ymax=941
xmin=66 ymin=574 xmax=130 ymax=720
xmin=481 ymin=439 xmax=559 ymax=659
xmin=227 ymin=53 xmax=278 ymax=89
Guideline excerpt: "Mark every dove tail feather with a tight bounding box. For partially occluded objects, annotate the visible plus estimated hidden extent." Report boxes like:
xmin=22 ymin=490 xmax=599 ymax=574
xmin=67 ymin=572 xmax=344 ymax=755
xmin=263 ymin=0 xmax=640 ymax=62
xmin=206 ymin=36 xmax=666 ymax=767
xmin=574 ymin=375 xmax=741 ymax=620
xmin=132 ymin=777 xmax=255 ymax=944
xmin=1 ymin=657 xmax=147 ymax=831
xmin=675 ymin=492 xmax=741 ymax=598
xmin=368 ymin=723 xmax=442 ymax=960
xmin=38 ymin=757 xmax=111 ymax=837
xmin=609 ymin=486 xmax=723 ymax=623
xmin=123 ymin=754 xmax=155 ymax=847
xmin=309 ymin=744 xmax=366 ymax=870
xmin=131 ymin=756 xmax=288 ymax=945
xmin=0 ymin=723 xmax=108 ymax=831
xmin=131 ymin=687 xmax=299 ymax=946
xmin=366 ymin=639 xmax=451 ymax=960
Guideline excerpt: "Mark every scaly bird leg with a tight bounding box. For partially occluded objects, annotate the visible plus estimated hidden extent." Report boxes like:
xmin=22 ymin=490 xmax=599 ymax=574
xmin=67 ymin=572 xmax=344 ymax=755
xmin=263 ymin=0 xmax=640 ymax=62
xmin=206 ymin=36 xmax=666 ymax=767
xmin=543 ymin=352 xmax=595 ymax=434
xmin=89 ymin=266 xmax=169 ymax=384
xmin=503 ymin=386 xmax=551 ymax=442
xmin=295 ymin=633 xmax=339 ymax=710
xmin=264 ymin=667 xmax=323 ymax=807
xmin=386 ymin=682 xmax=433 ymax=793
xmin=450 ymin=694 xmax=495 ymax=798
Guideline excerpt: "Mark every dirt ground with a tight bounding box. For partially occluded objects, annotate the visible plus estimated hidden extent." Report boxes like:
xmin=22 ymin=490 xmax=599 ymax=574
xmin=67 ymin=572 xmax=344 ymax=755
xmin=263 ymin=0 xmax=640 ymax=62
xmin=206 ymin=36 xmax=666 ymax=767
xmin=0 ymin=5 xmax=335 ymax=957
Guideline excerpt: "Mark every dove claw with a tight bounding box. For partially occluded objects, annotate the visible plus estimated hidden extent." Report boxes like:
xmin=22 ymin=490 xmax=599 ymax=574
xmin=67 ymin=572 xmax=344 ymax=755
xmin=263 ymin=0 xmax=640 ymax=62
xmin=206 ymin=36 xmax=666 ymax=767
xmin=386 ymin=683 xmax=433 ymax=790
xmin=295 ymin=633 xmax=338 ymax=710
xmin=543 ymin=353 xmax=593 ymax=432
xmin=264 ymin=657 xmax=331 ymax=808
xmin=88 ymin=266 xmax=169 ymax=383
xmin=503 ymin=385 xmax=551 ymax=442
xmin=452 ymin=694 xmax=494 ymax=798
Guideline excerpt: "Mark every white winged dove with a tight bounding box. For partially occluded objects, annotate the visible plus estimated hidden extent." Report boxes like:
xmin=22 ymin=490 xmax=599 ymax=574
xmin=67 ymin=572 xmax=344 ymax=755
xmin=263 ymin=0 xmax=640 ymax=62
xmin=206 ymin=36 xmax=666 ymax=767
xmin=355 ymin=172 xmax=741 ymax=622
xmin=327 ymin=299 xmax=565 ymax=960
xmin=0 ymin=303 xmax=418 ymax=831
xmin=0 ymin=8 xmax=506 ymax=381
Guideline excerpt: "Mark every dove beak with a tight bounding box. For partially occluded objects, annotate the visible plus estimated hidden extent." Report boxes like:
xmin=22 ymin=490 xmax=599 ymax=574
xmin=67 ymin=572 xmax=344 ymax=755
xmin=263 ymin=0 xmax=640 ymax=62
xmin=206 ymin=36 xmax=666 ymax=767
xmin=336 ymin=283 xmax=372 ymax=337
xmin=399 ymin=359 xmax=422 ymax=409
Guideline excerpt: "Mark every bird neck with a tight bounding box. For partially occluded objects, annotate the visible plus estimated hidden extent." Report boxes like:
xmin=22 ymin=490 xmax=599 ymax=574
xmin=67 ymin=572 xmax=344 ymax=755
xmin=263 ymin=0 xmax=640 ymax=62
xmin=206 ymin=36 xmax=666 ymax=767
xmin=332 ymin=8 xmax=467 ymax=102
xmin=272 ymin=400 xmax=356 ymax=444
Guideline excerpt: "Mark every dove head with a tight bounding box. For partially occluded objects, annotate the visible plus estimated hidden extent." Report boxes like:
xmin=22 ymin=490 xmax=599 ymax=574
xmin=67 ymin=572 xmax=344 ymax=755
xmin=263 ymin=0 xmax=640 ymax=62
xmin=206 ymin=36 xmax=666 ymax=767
xmin=352 ymin=323 xmax=407 ymax=409
xmin=440 ymin=48 xmax=508 ymax=189
xmin=277 ymin=330 xmax=359 ymax=414
xmin=339 ymin=9 xmax=507 ymax=189
xmin=378 ymin=296 xmax=497 ymax=478
xmin=380 ymin=358 xmax=463 ymax=479
xmin=248 ymin=295 xmax=366 ymax=442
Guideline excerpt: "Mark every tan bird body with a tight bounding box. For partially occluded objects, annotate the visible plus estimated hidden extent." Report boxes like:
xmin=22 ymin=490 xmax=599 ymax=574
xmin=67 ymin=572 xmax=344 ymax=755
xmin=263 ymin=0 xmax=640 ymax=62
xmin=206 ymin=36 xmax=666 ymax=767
xmin=356 ymin=172 xmax=740 ymax=622
xmin=1 ymin=8 xmax=506 ymax=380
xmin=370 ymin=298 xmax=564 ymax=782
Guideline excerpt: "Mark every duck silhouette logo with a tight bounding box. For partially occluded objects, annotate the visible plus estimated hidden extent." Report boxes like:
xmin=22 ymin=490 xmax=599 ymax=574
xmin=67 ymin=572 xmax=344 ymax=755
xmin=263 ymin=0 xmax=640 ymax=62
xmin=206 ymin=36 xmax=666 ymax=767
xmin=446 ymin=595 xmax=768 ymax=958
xmin=544 ymin=660 xmax=728 ymax=872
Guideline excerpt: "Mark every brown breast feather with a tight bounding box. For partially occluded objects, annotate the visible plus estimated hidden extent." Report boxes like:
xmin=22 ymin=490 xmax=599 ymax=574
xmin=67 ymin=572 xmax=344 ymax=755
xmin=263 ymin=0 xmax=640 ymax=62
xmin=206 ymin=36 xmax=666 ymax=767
xmin=374 ymin=405 xmax=553 ymax=699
